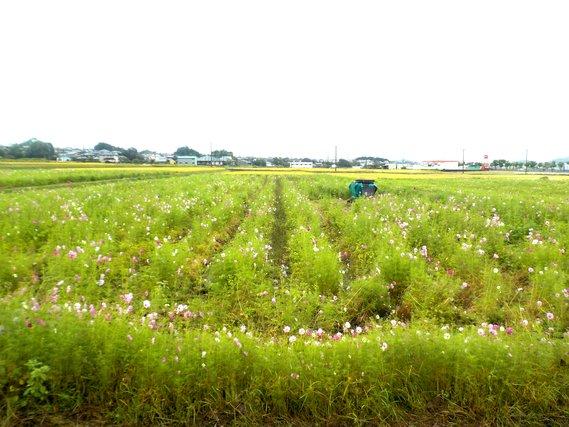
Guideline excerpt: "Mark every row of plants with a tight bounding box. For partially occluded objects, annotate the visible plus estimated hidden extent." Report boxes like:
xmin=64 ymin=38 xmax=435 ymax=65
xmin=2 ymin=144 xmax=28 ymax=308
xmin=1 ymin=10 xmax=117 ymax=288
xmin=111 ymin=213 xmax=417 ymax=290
xmin=0 ymin=174 xmax=259 ymax=300
xmin=1 ymin=305 xmax=567 ymax=424
xmin=0 ymin=165 xmax=217 ymax=189
xmin=303 ymin=174 xmax=568 ymax=331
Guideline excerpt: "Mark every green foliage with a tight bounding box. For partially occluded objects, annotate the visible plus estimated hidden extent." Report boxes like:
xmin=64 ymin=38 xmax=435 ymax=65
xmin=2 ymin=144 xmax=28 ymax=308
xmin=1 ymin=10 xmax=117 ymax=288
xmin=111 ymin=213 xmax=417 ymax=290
xmin=174 ymin=146 xmax=201 ymax=157
xmin=23 ymin=359 xmax=51 ymax=401
xmin=211 ymin=149 xmax=233 ymax=158
xmin=0 ymin=138 xmax=55 ymax=160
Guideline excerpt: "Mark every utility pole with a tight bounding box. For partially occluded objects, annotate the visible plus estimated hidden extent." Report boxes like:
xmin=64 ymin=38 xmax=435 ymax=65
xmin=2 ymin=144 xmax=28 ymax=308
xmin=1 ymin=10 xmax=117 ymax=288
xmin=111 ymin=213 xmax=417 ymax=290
xmin=525 ymin=149 xmax=528 ymax=174
xmin=334 ymin=146 xmax=338 ymax=173
xmin=462 ymin=148 xmax=465 ymax=174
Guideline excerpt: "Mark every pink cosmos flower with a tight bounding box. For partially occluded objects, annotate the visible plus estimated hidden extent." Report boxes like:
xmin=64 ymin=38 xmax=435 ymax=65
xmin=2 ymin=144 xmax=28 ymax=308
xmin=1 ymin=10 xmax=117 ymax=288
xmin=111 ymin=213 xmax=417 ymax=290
xmin=122 ymin=293 xmax=133 ymax=304
xmin=67 ymin=250 xmax=78 ymax=260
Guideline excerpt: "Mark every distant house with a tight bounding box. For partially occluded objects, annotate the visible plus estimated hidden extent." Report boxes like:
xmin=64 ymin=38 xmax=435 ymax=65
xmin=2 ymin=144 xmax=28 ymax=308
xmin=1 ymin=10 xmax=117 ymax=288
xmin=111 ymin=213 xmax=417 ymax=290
xmin=197 ymin=155 xmax=233 ymax=166
xmin=147 ymin=153 xmax=168 ymax=163
xmin=99 ymin=155 xmax=119 ymax=163
xmin=355 ymin=159 xmax=372 ymax=168
xmin=57 ymin=156 xmax=72 ymax=162
xmin=423 ymin=160 xmax=460 ymax=171
xmin=290 ymin=161 xmax=314 ymax=168
xmin=95 ymin=149 xmax=121 ymax=163
xmin=176 ymin=155 xmax=198 ymax=165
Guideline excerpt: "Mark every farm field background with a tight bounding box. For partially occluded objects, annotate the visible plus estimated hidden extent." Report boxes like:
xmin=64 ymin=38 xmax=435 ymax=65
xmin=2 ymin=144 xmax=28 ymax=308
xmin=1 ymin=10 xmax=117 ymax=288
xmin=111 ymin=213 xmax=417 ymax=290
xmin=1 ymin=162 xmax=568 ymax=424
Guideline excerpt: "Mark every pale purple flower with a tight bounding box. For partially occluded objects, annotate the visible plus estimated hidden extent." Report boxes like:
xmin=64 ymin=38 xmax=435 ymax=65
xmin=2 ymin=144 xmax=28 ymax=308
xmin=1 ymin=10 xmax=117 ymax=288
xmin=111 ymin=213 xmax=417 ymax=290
xmin=121 ymin=292 xmax=132 ymax=304
xmin=546 ymin=312 xmax=554 ymax=320
xmin=143 ymin=299 xmax=151 ymax=309
xmin=67 ymin=250 xmax=78 ymax=260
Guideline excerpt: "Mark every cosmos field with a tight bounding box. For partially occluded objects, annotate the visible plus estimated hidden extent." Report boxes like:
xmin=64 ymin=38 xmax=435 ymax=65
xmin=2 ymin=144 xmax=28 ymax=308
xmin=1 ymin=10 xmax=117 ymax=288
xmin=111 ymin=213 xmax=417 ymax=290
xmin=1 ymin=163 xmax=568 ymax=424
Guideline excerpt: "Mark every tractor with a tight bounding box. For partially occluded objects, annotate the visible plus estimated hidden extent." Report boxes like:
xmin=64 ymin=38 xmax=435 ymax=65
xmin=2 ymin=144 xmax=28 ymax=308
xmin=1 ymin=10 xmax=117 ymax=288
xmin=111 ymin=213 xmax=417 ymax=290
xmin=348 ymin=179 xmax=378 ymax=199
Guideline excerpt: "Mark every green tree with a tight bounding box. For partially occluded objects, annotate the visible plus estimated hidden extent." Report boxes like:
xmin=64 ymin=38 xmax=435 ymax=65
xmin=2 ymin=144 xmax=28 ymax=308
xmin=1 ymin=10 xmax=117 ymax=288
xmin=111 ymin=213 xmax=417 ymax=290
xmin=272 ymin=157 xmax=290 ymax=167
xmin=175 ymin=146 xmax=201 ymax=157
xmin=211 ymin=149 xmax=233 ymax=158
xmin=337 ymin=158 xmax=352 ymax=168
xmin=94 ymin=142 xmax=117 ymax=151
xmin=123 ymin=147 xmax=142 ymax=162
xmin=252 ymin=159 xmax=266 ymax=167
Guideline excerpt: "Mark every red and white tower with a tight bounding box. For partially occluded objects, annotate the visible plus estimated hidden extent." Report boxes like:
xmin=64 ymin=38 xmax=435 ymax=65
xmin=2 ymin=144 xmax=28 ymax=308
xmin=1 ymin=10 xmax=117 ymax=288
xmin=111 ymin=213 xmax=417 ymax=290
xmin=481 ymin=154 xmax=490 ymax=171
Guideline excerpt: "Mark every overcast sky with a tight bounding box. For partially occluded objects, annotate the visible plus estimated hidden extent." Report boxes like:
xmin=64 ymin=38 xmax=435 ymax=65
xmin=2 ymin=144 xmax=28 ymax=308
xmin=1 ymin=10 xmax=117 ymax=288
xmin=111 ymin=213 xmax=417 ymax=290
xmin=1 ymin=1 xmax=568 ymax=161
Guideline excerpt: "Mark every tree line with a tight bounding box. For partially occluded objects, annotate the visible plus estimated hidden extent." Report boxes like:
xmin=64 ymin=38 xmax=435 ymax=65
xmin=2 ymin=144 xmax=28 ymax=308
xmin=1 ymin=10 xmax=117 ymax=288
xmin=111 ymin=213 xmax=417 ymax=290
xmin=490 ymin=159 xmax=566 ymax=170
xmin=0 ymin=139 xmax=56 ymax=160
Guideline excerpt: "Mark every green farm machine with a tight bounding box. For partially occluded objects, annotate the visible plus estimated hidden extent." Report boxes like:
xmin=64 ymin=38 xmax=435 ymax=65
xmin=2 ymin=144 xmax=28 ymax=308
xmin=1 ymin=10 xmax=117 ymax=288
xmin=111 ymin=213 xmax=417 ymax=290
xmin=348 ymin=179 xmax=378 ymax=199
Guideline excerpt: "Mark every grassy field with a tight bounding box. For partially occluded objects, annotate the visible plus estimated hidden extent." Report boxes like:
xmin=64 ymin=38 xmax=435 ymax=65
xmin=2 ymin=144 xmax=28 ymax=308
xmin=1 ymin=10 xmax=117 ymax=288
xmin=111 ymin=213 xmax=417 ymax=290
xmin=0 ymin=161 xmax=221 ymax=189
xmin=0 ymin=162 xmax=568 ymax=424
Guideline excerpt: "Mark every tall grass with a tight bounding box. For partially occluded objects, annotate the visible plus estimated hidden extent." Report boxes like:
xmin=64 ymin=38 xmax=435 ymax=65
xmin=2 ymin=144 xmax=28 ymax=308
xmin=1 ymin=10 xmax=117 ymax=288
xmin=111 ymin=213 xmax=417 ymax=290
xmin=1 ymin=170 xmax=568 ymax=423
